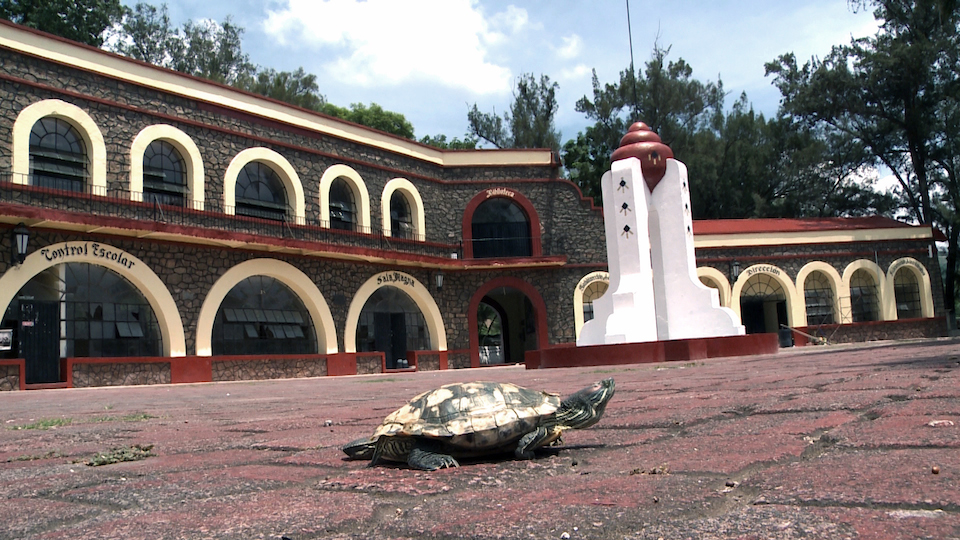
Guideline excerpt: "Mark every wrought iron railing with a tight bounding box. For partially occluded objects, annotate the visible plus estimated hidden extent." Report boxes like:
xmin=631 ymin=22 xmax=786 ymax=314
xmin=0 ymin=173 xmax=462 ymax=260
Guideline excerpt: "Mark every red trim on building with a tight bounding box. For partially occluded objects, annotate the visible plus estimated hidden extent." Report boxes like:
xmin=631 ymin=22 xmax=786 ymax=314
xmin=467 ymin=276 xmax=550 ymax=369
xmin=693 ymin=216 xmax=933 ymax=236
xmin=461 ymin=188 xmax=543 ymax=259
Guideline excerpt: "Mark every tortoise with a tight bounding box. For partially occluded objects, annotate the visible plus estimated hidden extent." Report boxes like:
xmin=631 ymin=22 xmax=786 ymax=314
xmin=342 ymin=378 xmax=615 ymax=470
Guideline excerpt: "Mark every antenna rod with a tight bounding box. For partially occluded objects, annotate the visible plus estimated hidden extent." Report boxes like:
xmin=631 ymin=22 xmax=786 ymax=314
xmin=625 ymin=0 xmax=640 ymax=118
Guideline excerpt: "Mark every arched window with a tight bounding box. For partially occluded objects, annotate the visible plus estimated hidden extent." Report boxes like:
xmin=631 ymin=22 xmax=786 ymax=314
xmin=142 ymin=140 xmax=187 ymax=207
xmin=212 ymin=275 xmax=317 ymax=355
xmin=582 ymin=280 xmax=608 ymax=323
xmin=471 ymin=198 xmax=532 ymax=258
xmin=329 ymin=178 xmax=357 ymax=231
xmin=2 ymin=263 xmax=161 ymax=384
xmin=849 ymin=269 xmax=880 ymax=322
xmin=804 ymin=271 xmax=836 ymax=325
xmin=894 ymin=269 xmax=922 ymax=319
xmin=236 ymin=162 xmax=287 ymax=221
xmin=390 ymin=191 xmax=413 ymax=239
xmin=29 ymin=117 xmax=87 ymax=192
xmin=356 ymin=286 xmax=429 ymax=369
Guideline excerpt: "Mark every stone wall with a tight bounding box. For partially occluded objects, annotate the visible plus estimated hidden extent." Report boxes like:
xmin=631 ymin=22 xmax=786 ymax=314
xmin=796 ymin=317 xmax=946 ymax=345
xmin=0 ymin=363 xmax=20 ymax=391
xmin=71 ymin=361 xmax=171 ymax=387
xmin=416 ymin=353 xmax=441 ymax=371
xmin=356 ymin=354 xmax=382 ymax=375
xmin=212 ymin=357 xmax=326 ymax=382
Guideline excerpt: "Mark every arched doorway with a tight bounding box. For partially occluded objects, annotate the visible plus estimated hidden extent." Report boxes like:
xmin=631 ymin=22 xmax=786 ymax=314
xmin=356 ymin=286 xmax=430 ymax=369
xmin=739 ymin=273 xmax=788 ymax=335
xmin=1 ymin=263 xmax=162 ymax=384
xmin=470 ymin=280 xmax=545 ymax=366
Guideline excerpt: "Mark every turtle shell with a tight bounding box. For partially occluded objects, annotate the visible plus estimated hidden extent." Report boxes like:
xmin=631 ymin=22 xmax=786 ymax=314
xmin=372 ymin=382 xmax=561 ymax=451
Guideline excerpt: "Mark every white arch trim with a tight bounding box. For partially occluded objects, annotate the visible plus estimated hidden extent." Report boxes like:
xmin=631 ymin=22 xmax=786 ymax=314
xmin=195 ymin=259 xmax=337 ymax=356
xmin=129 ymin=124 xmax=205 ymax=209
xmin=842 ymin=259 xmax=894 ymax=321
xmin=573 ymin=271 xmax=609 ymax=340
xmin=696 ymin=266 xmax=732 ymax=307
xmin=343 ymin=271 xmax=447 ymax=354
xmin=12 ymin=99 xmax=107 ymax=193
xmin=223 ymin=148 xmax=305 ymax=224
xmin=381 ymin=177 xmax=425 ymax=238
xmin=796 ymin=261 xmax=846 ymax=326
xmin=887 ymin=257 xmax=935 ymax=318
xmin=0 ymin=242 xmax=186 ymax=357
xmin=319 ymin=164 xmax=371 ymax=230
xmin=730 ymin=263 xmax=804 ymax=328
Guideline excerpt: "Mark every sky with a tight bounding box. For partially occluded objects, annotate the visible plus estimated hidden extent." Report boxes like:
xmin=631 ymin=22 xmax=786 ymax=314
xmin=121 ymin=0 xmax=882 ymax=146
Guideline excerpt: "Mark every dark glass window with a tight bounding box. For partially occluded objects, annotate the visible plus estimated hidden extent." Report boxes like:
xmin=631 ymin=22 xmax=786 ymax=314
xmin=471 ymin=198 xmax=532 ymax=258
xmin=357 ymin=286 xmax=428 ymax=369
xmin=850 ymin=269 xmax=880 ymax=323
xmin=390 ymin=191 xmax=413 ymax=239
xmin=5 ymin=263 xmax=162 ymax=359
xmin=894 ymin=269 xmax=922 ymax=319
xmin=236 ymin=161 xmax=287 ymax=221
xmin=143 ymin=140 xmax=187 ymax=207
xmin=329 ymin=178 xmax=356 ymax=231
xmin=29 ymin=117 xmax=87 ymax=192
xmin=212 ymin=276 xmax=316 ymax=355
xmin=804 ymin=271 xmax=836 ymax=325
xmin=582 ymin=280 xmax=608 ymax=323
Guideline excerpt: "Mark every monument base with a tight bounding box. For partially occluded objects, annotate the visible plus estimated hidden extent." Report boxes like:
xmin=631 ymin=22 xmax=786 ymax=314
xmin=525 ymin=333 xmax=779 ymax=370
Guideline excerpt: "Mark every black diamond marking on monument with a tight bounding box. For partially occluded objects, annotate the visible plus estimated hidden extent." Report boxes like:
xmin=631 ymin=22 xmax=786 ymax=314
xmin=621 ymin=224 xmax=633 ymax=238
xmin=619 ymin=202 xmax=631 ymax=214
xmin=618 ymin=179 xmax=628 ymax=192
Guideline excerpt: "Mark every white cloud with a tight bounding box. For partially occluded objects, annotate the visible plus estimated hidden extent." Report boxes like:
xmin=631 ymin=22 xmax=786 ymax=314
xmin=262 ymin=0 xmax=520 ymax=94
xmin=556 ymin=34 xmax=582 ymax=60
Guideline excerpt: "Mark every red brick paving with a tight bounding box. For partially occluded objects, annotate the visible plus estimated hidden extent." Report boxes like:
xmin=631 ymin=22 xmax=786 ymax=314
xmin=0 ymin=338 xmax=958 ymax=539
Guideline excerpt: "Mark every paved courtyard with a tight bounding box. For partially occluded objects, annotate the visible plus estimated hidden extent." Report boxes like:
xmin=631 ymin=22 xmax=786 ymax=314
xmin=1 ymin=338 xmax=958 ymax=539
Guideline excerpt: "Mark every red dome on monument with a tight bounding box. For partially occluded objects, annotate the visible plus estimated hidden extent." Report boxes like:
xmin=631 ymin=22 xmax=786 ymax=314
xmin=610 ymin=122 xmax=674 ymax=191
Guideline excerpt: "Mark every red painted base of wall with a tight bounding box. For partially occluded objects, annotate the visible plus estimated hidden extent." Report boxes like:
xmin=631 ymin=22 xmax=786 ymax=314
xmin=525 ymin=333 xmax=780 ymax=369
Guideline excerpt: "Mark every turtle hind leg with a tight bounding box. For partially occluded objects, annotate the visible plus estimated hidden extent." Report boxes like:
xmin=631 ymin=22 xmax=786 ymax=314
xmin=408 ymin=445 xmax=459 ymax=471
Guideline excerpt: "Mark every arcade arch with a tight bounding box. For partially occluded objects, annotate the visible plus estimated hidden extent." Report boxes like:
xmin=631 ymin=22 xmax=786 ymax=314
xmin=344 ymin=271 xmax=447 ymax=355
xmin=574 ymin=271 xmax=609 ymax=340
xmin=223 ymin=148 xmax=305 ymax=224
xmin=319 ymin=164 xmax=371 ymax=231
xmin=130 ymin=124 xmax=205 ymax=209
xmin=196 ymin=259 xmax=336 ymax=356
xmin=732 ymin=265 xmax=801 ymax=334
xmin=381 ymin=177 xmax=425 ymax=239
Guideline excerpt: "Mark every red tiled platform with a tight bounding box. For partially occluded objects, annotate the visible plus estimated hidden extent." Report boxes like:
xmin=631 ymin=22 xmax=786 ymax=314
xmin=526 ymin=332 xmax=780 ymax=369
xmin=1 ymin=338 xmax=958 ymax=539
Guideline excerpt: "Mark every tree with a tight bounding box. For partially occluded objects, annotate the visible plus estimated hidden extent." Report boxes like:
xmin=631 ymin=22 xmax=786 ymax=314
xmin=563 ymin=46 xmax=723 ymax=204
xmin=235 ymin=68 xmax=326 ymax=111
xmin=766 ymin=0 xmax=960 ymax=310
xmin=107 ymin=1 xmax=173 ymax=65
xmin=468 ymin=73 xmax=561 ymax=153
xmin=0 ymin=0 xmax=123 ymax=47
xmin=419 ymin=134 xmax=478 ymax=150
xmin=320 ymin=102 xmax=416 ymax=140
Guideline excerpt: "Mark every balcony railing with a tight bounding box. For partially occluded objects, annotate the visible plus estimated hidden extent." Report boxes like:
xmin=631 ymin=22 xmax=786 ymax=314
xmin=0 ymin=173 xmax=462 ymax=260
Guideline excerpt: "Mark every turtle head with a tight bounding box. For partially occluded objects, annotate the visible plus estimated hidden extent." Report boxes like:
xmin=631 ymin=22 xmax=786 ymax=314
xmin=557 ymin=378 xmax=615 ymax=430
xmin=342 ymin=436 xmax=377 ymax=460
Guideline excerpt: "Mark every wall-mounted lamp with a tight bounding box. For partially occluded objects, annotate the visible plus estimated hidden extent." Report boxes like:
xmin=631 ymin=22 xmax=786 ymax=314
xmin=435 ymin=270 xmax=444 ymax=290
xmin=730 ymin=259 xmax=741 ymax=281
xmin=11 ymin=223 xmax=29 ymax=265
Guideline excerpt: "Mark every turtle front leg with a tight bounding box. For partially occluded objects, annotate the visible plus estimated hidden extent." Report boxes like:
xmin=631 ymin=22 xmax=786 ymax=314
xmin=408 ymin=445 xmax=459 ymax=471
xmin=515 ymin=426 xmax=560 ymax=460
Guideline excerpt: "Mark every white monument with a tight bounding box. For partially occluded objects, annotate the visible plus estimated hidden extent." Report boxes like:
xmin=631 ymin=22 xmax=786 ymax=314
xmin=578 ymin=122 xmax=744 ymax=346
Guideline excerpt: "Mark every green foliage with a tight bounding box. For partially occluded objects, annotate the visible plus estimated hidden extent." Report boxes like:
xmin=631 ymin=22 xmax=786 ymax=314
xmin=320 ymin=102 xmax=416 ymax=139
xmin=84 ymin=444 xmax=154 ymax=466
xmin=468 ymin=73 xmax=561 ymax=153
xmin=766 ymin=0 xmax=960 ymax=312
xmin=0 ymin=0 xmax=123 ymax=47
xmin=419 ymin=134 xmax=478 ymax=150
xmin=7 ymin=418 xmax=72 ymax=430
xmin=235 ymin=67 xmax=326 ymax=111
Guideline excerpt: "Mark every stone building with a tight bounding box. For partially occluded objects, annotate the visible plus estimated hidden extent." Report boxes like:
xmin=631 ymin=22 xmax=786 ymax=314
xmin=0 ymin=21 xmax=945 ymax=390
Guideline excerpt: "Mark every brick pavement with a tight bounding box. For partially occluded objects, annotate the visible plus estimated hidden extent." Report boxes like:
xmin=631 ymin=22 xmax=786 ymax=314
xmin=1 ymin=338 xmax=958 ymax=539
